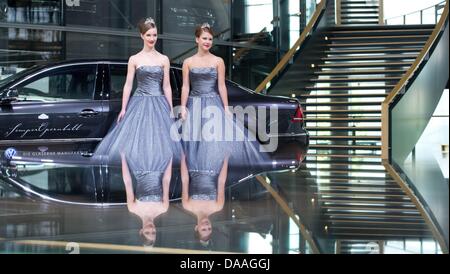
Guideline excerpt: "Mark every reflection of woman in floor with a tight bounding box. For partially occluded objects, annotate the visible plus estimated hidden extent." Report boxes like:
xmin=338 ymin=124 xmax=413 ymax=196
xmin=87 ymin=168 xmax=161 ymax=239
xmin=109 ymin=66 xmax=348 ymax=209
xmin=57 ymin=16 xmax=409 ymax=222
xmin=180 ymin=152 xmax=228 ymax=246
xmin=121 ymin=153 xmax=172 ymax=247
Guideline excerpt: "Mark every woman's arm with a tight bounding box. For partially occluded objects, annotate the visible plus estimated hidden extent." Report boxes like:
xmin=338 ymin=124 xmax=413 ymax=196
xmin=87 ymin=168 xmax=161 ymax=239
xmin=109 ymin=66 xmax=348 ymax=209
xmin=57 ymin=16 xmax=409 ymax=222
xmin=180 ymin=154 xmax=191 ymax=210
xmin=217 ymin=58 xmax=230 ymax=112
xmin=162 ymin=55 xmax=173 ymax=111
xmin=162 ymin=158 xmax=173 ymax=209
xmin=118 ymin=56 xmax=137 ymax=122
xmin=216 ymin=155 xmax=229 ymax=210
xmin=180 ymin=59 xmax=190 ymax=120
xmin=121 ymin=154 xmax=135 ymax=211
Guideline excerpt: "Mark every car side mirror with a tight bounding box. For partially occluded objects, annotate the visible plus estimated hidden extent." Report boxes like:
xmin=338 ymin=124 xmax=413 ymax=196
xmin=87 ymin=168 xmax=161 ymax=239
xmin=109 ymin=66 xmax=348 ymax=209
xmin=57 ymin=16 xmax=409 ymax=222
xmin=0 ymin=89 xmax=19 ymax=104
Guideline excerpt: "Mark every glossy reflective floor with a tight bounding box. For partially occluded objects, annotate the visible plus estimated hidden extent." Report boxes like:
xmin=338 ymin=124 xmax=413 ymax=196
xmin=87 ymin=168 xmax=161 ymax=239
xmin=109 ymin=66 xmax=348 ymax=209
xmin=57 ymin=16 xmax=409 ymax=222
xmin=0 ymin=141 xmax=444 ymax=254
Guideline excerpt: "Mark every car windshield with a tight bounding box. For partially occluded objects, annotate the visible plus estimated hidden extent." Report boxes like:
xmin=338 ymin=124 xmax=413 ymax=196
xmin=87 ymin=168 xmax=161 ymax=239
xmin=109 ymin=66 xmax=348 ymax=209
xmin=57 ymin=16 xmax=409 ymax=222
xmin=0 ymin=65 xmax=44 ymax=90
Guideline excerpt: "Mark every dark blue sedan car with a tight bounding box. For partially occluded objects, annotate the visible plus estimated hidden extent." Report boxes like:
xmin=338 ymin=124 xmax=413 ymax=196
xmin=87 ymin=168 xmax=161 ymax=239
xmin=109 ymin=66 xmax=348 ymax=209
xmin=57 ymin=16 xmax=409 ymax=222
xmin=0 ymin=60 xmax=308 ymax=145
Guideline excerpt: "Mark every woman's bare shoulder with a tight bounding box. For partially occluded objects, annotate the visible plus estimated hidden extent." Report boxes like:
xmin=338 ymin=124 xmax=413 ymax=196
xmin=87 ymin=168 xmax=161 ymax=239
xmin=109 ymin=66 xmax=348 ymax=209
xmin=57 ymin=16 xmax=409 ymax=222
xmin=183 ymin=56 xmax=197 ymax=70
xmin=157 ymin=52 xmax=170 ymax=63
xmin=128 ymin=53 xmax=141 ymax=66
xmin=184 ymin=56 xmax=193 ymax=65
xmin=214 ymin=55 xmax=224 ymax=66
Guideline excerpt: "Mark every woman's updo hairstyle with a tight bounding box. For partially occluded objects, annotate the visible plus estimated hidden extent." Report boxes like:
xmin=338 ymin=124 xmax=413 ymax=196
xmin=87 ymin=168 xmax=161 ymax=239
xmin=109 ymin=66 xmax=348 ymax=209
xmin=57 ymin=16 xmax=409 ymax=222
xmin=138 ymin=17 xmax=157 ymax=34
xmin=195 ymin=22 xmax=214 ymax=37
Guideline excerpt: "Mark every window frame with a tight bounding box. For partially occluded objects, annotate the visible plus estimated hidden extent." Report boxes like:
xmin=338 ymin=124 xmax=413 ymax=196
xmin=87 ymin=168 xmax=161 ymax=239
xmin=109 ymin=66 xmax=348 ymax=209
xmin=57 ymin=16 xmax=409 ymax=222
xmin=11 ymin=63 xmax=100 ymax=103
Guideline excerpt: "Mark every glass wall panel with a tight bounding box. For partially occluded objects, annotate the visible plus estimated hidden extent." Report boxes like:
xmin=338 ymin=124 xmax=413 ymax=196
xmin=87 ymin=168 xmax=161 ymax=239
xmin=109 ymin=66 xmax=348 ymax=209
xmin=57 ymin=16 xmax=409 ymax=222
xmin=1 ymin=0 xmax=61 ymax=25
xmin=161 ymin=0 xmax=231 ymax=40
xmin=0 ymin=0 xmax=321 ymax=90
xmin=232 ymin=0 xmax=276 ymax=48
xmin=64 ymin=32 xmax=142 ymax=60
xmin=230 ymin=46 xmax=277 ymax=90
xmin=65 ymin=0 xmax=158 ymax=30
xmin=0 ymin=27 xmax=62 ymax=68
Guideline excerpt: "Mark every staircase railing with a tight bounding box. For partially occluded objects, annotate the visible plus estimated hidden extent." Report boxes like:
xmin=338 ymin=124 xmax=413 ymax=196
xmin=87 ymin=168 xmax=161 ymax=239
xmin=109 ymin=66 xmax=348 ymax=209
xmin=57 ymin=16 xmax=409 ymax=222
xmin=233 ymin=27 xmax=267 ymax=63
xmin=255 ymin=175 xmax=321 ymax=254
xmin=383 ymin=162 xmax=449 ymax=253
xmin=254 ymin=0 xmax=327 ymax=93
xmin=379 ymin=0 xmax=384 ymax=24
xmin=384 ymin=0 xmax=446 ymax=25
xmin=381 ymin=0 xmax=449 ymax=251
xmin=381 ymin=0 xmax=449 ymax=161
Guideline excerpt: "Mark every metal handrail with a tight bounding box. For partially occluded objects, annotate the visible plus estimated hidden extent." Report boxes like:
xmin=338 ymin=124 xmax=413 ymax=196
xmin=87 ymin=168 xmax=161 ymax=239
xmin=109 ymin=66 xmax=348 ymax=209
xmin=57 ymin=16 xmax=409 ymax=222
xmin=384 ymin=0 xmax=446 ymax=25
xmin=255 ymin=175 xmax=321 ymax=254
xmin=379 ymin=0 xmax=385 ymax=24
xmin=233 ymin=27 xmax=267 ymax=63
xmin=254 ymin=0 xmax=327 ymax=93
xmin=381 ymin=0 xmax=449 ymax=159
xmin=383 ymin=160 xmax=449 ymax=253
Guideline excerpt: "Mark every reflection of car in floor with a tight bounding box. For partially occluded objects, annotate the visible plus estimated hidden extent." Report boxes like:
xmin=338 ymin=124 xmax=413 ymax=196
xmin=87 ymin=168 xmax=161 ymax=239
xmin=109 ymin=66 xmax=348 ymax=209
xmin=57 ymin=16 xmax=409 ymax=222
xmin=0 ymin=60 xmax=309 ymax=146
xmin=0 ymin=141 xmax=307 ymax=206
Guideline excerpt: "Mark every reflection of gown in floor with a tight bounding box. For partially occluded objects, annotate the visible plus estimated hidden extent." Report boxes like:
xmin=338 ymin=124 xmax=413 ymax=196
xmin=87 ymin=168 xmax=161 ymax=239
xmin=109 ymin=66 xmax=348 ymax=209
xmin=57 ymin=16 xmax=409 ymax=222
xmin=126 ymin=152 xmax=172 ymax=202
xmin=94 ymin=65 xmax=181 ymax=162
xmin=182 ymin=67 xmax=269 ymax=168
xmin=186 ymin=141 xmax=227 ymax=201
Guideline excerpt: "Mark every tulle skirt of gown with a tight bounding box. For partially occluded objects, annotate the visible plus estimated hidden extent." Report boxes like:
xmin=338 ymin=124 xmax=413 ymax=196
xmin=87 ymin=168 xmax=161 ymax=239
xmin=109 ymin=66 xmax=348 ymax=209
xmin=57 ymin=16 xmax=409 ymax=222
xmin=125 ymin=151 xmax=172 ymax=203
xmin=182 ymin=95 xmax=269 ymax=168
xmin=95 ymin=95 xmax=181 ymax=164
xmin=185 ymin=140 xmax=225 ymax=201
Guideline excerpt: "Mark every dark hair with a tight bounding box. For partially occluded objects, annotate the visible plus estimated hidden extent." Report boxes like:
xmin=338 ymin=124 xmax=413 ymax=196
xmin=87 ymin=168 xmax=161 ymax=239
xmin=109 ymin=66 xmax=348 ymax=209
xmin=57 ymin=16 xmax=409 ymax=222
xmin=194 ymin=229 xmax=214 ymax=249
xmin=195 ymin=23 xmax=214 ymax=37
xmin=138 ymin=17 xmax=157 ymax=34
xmin=139 ymin=229 xmax=155 ymax=247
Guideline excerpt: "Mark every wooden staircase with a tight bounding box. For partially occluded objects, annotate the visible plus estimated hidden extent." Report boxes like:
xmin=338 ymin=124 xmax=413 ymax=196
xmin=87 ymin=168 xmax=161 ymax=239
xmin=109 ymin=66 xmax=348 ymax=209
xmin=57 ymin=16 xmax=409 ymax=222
xmin=271 ymin=24 xmax=434 ymax=159
xmin=268 ymin=16 xmax=437 ymax=250
xmin=339 ymin=0 xmax=383 ymax=25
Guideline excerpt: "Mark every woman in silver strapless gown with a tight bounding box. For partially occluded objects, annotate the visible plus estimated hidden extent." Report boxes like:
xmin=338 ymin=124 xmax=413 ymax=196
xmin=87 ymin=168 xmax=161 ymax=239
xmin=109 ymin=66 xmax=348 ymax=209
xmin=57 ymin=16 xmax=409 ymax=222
xmin=95 ymin=18 xmax=181 ymax=162
xmin=179 ymin=23 xmax=268 ymax=167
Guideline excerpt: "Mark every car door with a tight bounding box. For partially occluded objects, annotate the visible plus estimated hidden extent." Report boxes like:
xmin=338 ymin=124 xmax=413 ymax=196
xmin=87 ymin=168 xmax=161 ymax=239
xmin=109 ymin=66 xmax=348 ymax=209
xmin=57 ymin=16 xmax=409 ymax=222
xmin=104 ymin=63 xmax=129 ymax=124
xmin=1 ymin=64 xmax=106 ymax=142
